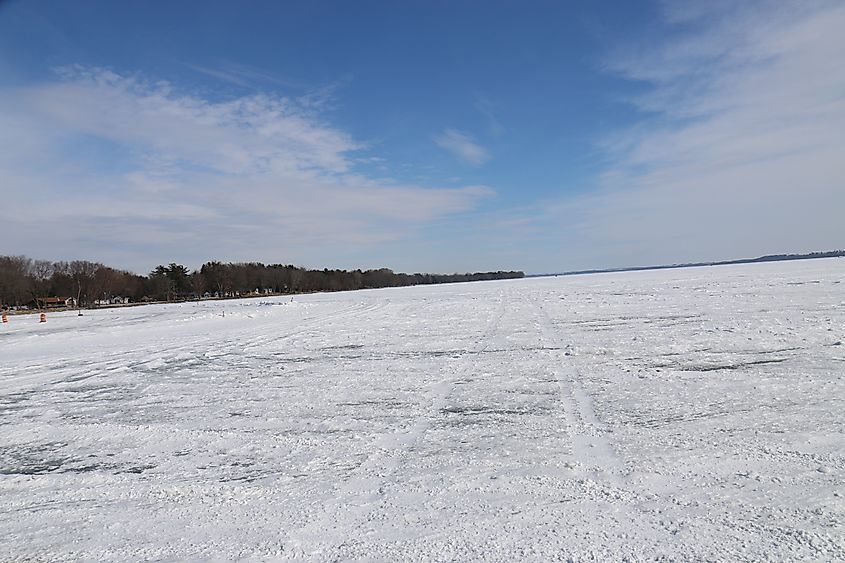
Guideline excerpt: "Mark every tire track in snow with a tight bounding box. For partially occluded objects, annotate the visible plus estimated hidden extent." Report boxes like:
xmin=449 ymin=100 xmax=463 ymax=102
xmin=0 ymin=300 xmax=386 ymax=394
xmin=237 ymin=300 xmax=387 ymax=351
xmin=530 ymin=296 xmax=679 ymax=554
xmin=533 ymin=298 xmax=625 ymax=483
xmin=284 ymin=290 xmax=510 ymax=558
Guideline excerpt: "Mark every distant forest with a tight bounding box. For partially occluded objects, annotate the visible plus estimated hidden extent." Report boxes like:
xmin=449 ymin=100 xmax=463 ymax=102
xmin=0 ymin=255 xmax=524 ymax=309
xmin=542 ymin=250 xmax=845 ymax=277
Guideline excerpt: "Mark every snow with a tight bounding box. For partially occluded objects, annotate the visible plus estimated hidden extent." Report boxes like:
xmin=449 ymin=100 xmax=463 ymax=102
xmin=1 ymin=258 xmax=843 ymax=561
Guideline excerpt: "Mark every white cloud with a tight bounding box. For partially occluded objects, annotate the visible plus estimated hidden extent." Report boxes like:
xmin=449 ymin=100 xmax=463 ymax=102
xmin=539 ymin=0 xmax=845 ymax=267
xmin=475 ymin=97 xmax=504 ymax=137
xmin=181 ymin=61 xmax=308 ymax=91
xmin=434 ymin=128 xmax=490 ymax=166
xmin=0 ymin=67 xmax=492 ymax=271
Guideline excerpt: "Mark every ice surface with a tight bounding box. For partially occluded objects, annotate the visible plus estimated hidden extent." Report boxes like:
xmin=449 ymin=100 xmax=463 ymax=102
xmin=1 ymin=259 xmax=843 ymax=561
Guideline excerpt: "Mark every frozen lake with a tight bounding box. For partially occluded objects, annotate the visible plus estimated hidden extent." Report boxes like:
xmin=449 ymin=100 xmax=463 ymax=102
xmin=1 ymin=259 xmax=843 ymax=561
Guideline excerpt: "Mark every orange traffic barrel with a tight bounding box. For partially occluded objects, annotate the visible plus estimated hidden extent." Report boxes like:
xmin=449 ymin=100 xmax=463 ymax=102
xmin=39 ymin=312 xmax=47 ymax=323
xmin=1 ymin=313 xmax=7 ymax=323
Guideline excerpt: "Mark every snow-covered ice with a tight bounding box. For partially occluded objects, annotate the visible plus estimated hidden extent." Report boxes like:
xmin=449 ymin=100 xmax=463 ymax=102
xmin=1 ymin=258 xmax=843 ymax=561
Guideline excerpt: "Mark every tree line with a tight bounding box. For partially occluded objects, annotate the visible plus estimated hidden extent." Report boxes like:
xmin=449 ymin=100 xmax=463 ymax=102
xmin=0 ymin=255 xmax=524 ymax=309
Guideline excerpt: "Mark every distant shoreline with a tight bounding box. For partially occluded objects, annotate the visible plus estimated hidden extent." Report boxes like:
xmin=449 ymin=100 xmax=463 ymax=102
xmin=529 ymin=250 xmax=845 ymax=278
xmin=4 ymin=251 xmax=842 ymax=318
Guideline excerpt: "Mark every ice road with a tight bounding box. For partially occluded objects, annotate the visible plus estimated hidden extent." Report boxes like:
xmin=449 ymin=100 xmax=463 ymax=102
xmin=1 ymin=259 xmax=843 ymax=561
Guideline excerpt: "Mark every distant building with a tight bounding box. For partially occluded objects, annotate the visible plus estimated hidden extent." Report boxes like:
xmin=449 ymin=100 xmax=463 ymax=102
xmin=29 ymin=297 xmax=75 ymax=309
xmin=95 ymin=296 xmax=130 ymax=306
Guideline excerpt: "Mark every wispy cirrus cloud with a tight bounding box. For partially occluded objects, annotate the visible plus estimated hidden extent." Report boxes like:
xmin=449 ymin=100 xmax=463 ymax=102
xmin=0 ymin=67 xmax=492 ymax=271
xmin=181 ymin=61 xmax=309 ymax=91
xmin=434 ymin=128 xmax=490 ymax=166
xmin=475 ymin=97 xmax=504 ymax=137
xmin=500 ymin=0 xmax=845 ymax=269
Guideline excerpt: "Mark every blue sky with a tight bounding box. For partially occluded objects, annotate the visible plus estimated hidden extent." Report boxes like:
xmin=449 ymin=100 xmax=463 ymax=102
xmin=1 ymin=1 xmax=843 ymax=274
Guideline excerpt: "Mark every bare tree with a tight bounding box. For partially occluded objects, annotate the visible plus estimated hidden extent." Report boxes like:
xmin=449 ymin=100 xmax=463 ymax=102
xmin=0 ymin=255 xmax=32 ymax=308
xmin=28 ymin=260 xmax=54 ymax=307
xmin=69 ymin=260 xmax=100 ymax=308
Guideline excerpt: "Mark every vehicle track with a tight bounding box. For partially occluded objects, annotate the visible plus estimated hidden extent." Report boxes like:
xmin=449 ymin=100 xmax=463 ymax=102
xmin=284 ymin=289 xmax=510 ymax=558
xmin=532 ymin=298 xmax=625 ymax=483
xmin=0 ymin=299 xmax=388 ymax=393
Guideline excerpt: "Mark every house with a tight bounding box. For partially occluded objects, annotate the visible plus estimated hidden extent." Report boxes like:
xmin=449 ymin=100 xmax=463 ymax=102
xmin=29 ymin=297 xmax=76 ymax=309
xmin=95 ymin=296 xmax=131 ymax=306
